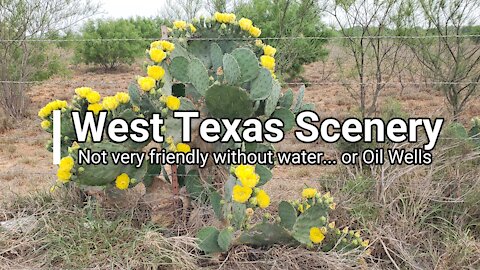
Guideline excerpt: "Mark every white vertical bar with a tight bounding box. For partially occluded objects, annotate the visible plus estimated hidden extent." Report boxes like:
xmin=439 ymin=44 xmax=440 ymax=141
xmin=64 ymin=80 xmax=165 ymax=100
xmin=53 ymin=110 xmax=61 ymax=165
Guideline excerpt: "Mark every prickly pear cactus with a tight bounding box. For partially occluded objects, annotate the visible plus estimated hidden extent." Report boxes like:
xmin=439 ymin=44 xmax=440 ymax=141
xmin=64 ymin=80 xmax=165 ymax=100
xmin=196 ymin=165 xmax=370 ymax=254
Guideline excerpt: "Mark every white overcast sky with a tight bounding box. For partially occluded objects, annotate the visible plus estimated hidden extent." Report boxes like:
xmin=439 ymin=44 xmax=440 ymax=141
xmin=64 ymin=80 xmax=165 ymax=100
xmin=91 ymin=0 xmax=336 ymax=25
xmin=93 ymin=0 xmax=166 ymax=19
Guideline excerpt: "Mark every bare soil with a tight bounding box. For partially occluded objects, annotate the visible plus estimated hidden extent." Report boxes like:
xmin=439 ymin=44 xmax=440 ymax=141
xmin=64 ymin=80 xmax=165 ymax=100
xmin=1 ymin=60 xmax=479 ymax=199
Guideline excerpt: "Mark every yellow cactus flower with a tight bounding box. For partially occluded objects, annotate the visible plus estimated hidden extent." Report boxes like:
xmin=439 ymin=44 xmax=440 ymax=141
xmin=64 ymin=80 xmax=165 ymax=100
xmin=260 ymin=55 xmax=275 ymax=71
xmin=160 ymin=40 xmax=175 ymax=51
xmin=235 ymin=164 xmax=255 ymax=179
xmin=137 ymin=76 xmax=156 ymax=92
xmin=309 ymin=227 xmax=325 ymax=244
xmin=249 ymin=26 xmax=261 ymax=37
xmin=354 ymin=231 xmax=361 ymax=238
xmin=263 ymin=45 xmax=277 ymax=57
xmin=102 ymin=96 xmax=119 ymax=111
xmin=238 ymin=18 xmax=252 ymax=31
xmin=173 ymin=20 xmax=188 ymax=30
xmin=166 ymin=95 xmax=181 ymax=111
xmin=214 ymin=12 xmax=235 ymax=23
xmin=165 ymin=136 xmax=174 ymax=145
xmin=75 ymin=87 xmax=92 ymax=98
xmin=189 ymin=24 xmax=197 ymax=33
xmin=239 ymin=173 xmax=259 ymax=188
xmin=114 ymin=92 xmax=130 ymax=104
xmin=176 ymin=143 xmax=191 ymax=153
xmin=342 ymin=227 xmax=349 ymax=234
xmin=41 ymin=120 xmax=51 ymax=130
xmin=115 ymin=173 xmax=130 ymax=190
xmin=149 ymin=48 xmax=166 ymax=63
xmin=59 ymin=156 xmax=74 ymax=171
xmin=298 ymin=204 xmax=304 ymax=213
xmin=302 ymin=187 xmax=317 ymax=199
xmin=147 ymin=65 xmax=165 ymax=81
xmin=150 ymin=40 xmax=162 ymax=49
xmin=256 ymin=189 xmax=270 ymax=209
xmin=56 ymin=169 xmax=71 ymax=183
xmin=232 ymin=185 xmax=252 ymax=203
xmin=87 ymin=103 xmax=103 ymax=115
xmin=86 ymin=91 xmax=101 ymax=104
xmin=255 ymin=39 xmax=263 ymax=47
xmin=38 ymin=107 xmax=50 ymax=118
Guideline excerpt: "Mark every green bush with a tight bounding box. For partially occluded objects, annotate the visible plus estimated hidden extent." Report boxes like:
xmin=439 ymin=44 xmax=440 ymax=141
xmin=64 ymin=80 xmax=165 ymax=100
xmin=75 ymin=19 xmax=144 ymax=69
xmin=236 ymin=0 xmax=331 ymax=80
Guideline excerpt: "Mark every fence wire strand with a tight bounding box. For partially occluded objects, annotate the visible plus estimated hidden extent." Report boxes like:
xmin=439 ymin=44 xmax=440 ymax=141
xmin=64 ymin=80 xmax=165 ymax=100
xmin=1 ymin=34 xmax=480 ymax=43
xmin=2 ymin=80 xmax=480 ymax=86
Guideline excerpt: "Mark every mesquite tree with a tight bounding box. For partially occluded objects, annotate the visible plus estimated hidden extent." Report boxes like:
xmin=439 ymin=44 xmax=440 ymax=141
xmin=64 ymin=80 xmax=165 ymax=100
xmin=0 ymin=0 xmax=98 ymax=118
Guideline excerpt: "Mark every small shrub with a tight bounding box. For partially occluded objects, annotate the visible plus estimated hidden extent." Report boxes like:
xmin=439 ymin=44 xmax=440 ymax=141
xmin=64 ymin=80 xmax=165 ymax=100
xmin=75 ymin=19 xmax=144 ymax=69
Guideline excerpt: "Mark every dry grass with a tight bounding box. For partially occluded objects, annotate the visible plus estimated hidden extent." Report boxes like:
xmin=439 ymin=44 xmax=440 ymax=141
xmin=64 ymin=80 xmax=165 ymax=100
xmin=0 ymin=189 xmax=367 ymax=269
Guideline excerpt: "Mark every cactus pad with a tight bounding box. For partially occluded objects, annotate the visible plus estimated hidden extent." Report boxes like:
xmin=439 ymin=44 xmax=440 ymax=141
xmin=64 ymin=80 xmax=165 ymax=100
xmin=223 ymin=53 xmax=241 ymax=85
xmin=278 ymin=201 xmax=297 ymax=230
xmin=293 ymin=85 xmax=305 ymax=113
xmin=188 ymin=40 xmax=211 ymax=68
xmin=169 ymin=56 xmax=190 ymax=83
xmin=197 ymin=226 xmax=223 ymax=254
xmin=210 ymin=43 xmax=223 ymax=72
xmin=272 ymin=108 xmax=295 ymax=132
xmin=292 ymin=204 xmax=329 ymax=244
xmin=264 ymin=80 xmax=281 ymax=116
xmin=237 ymin=223 xmax=296 ymax=246
xmin=250 ymin=68 xmax=273 ymax=100
xmin=279 ymin=88 xmax=294 ymax=109
xmin=231 ymin=48 xmax=259 ymax=82
xmin=205 ymin=85 xmax=253 ymax=119
xmin=188 ymin=57 xmax=210 ymax=96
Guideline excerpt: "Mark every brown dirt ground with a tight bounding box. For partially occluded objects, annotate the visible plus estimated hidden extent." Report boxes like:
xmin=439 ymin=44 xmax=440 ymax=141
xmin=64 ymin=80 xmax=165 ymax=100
xmin=1 ymin=58 xmax=479 ymax=200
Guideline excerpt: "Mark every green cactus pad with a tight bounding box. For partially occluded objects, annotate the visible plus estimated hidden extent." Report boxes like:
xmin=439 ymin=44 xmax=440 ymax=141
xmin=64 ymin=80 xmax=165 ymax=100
xmin=178 ymin=97 xmax=197 ymax=111
xmin=293 ymin=85 xmax=305 ymax=113
xmin=185 ymin=84 xmax=202 ymax=102
xmin=279 ymin=88 xmax=294 ymax=109
xmin=210 ymin=43 xmax=223 ymax=71
xmin=74 ymin=142 xmax=147 ymax=186
xmin=278 ymin=201 xmax=297 ymax=230
xmin=217 ymin=228 xmax=233 ymax=251
xmin=164 ymin=116 xmax=183 ymax=142
xmin=223 ymin=53 xmax=241 ymax=85
xmin=161 ymin=62 xmax=173 ymax=96
xmin=291 ymin=204 xmax=329 ymax=244
xmin=205 ymin=85 xmax=253 ymax=119
xmin=272 ymin=108 xmax=295 ymax=132
xmin=197 ymin=226 xmax=223 ymax=254
xmin=237 ymin=223 xmax=296 ymax=246
xmin=299 ymin=103 xmax=315 ymax=112
xmin=256 ymin=164 xmax=272 ymax=186
xmin=231 ymin=48 xmax=259 ymax=82
xmin=169 ymin=56 xmax=190 ymax=83
xmin=232 ymin=202 xmax=246 ymax=229
xmin=170 ymin=41 xmax=190 ymax=59
xmin=188 ymin=40 xmax=211 ymax=68
xmin=264 ymin=80 xmax=281 ymax=116
xmin=188 ymin=57 xmax=210 ymax=96
xmin=210 ymin=190 xmax=224 ymax=220
xmin=185 ymin=169 xmax=205 ymax=201
xmin=250 ymin=68 xmax=273 ymax=100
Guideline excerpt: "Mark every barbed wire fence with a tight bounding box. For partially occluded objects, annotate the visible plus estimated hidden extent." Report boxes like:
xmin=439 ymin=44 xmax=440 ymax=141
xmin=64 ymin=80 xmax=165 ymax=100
xmin=1 ymin=33 xmax=479 ymax=86
xmin=1 ymin=33 xmax=479 ymax=186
